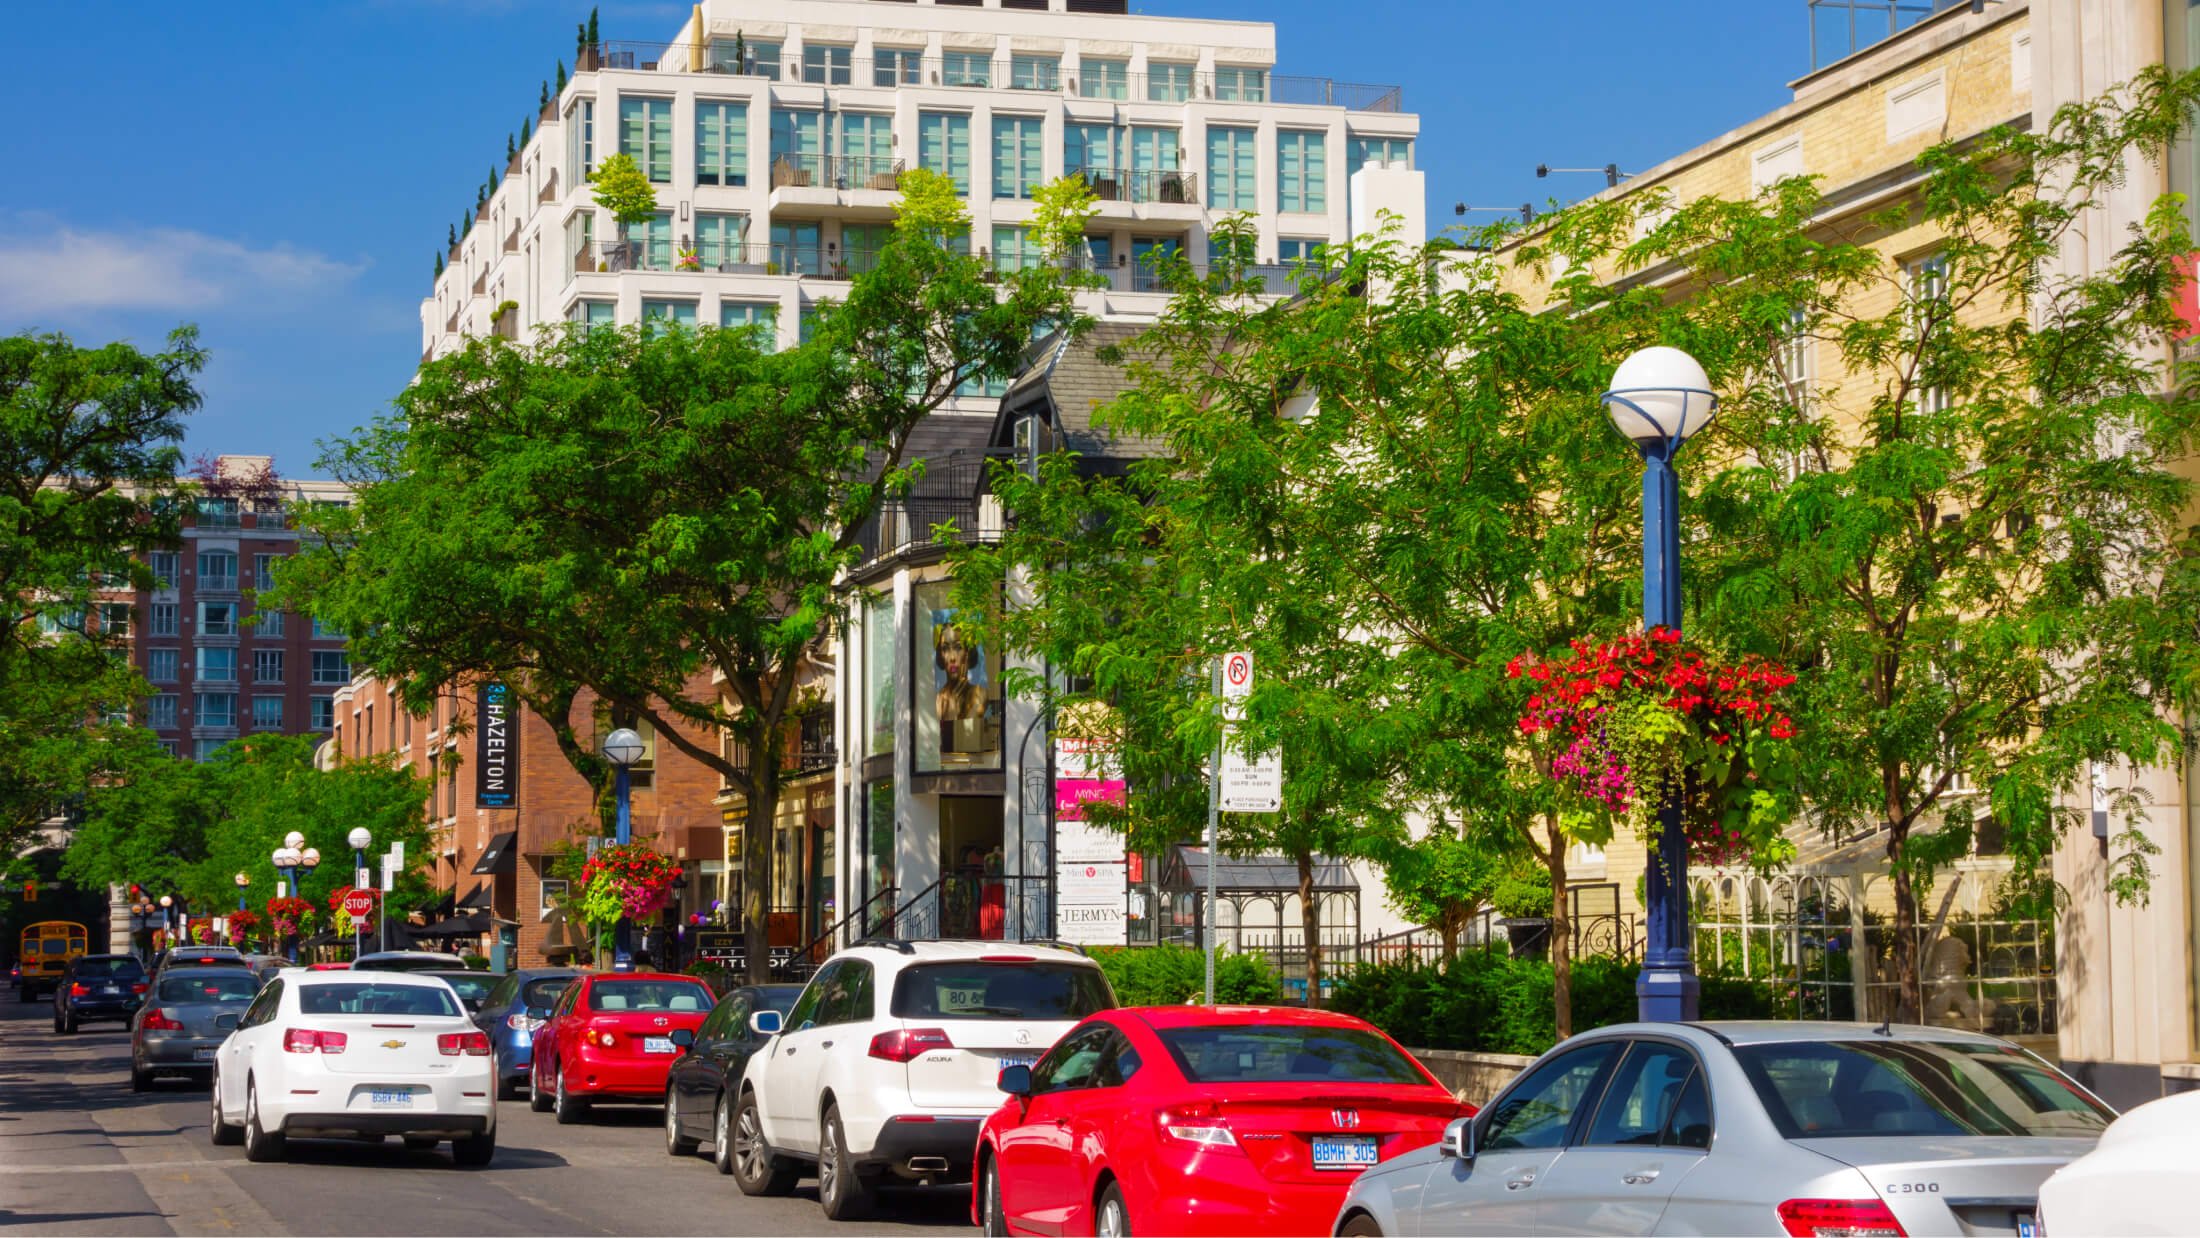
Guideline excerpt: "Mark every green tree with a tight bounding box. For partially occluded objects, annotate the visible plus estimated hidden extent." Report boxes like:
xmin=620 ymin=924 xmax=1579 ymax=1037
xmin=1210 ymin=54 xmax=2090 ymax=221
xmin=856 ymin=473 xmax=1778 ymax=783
xmin=1029 ymin=175 xmax=1099 ymax=272
xmin=590 ymin=151 xmax=658 ymax=253
xmin=1660 ymin=66 xmax=2200 ymax=1017
xmin=1 ymin=327 xmax=200 ymax=863
xmin=275 ymin=208 xmax=1083 ymax=982
xmin=65 ymin=734 xmax=434 ymax=927
xmin=892 ymin=167 xmax=970 ymax=236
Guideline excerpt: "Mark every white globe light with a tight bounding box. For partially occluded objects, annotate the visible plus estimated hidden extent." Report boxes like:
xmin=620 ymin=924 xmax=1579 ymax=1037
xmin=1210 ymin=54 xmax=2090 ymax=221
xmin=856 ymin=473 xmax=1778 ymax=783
xmin=283 ymin=830 xmax=307 ymax=850
xmin=603 ymin=727 xmax=647 ymax=768
xmin=272 ymin=847 xmax=296 ymax=867
xmin=300 ymin=848 xmax=321 ymax=868
xmin=1603 ymin=346 xmax=1717 ymax=447
xmin=159 ymin=895 xmax=173 ymax=908
xmin=235 ymin=872 xmax=250 ymax=887
xmin=348 ymin=827 xmax=374 ymax=851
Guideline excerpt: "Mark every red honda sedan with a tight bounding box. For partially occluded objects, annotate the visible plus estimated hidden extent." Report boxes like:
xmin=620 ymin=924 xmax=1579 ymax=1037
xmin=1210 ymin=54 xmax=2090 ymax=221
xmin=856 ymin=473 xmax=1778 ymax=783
xmin=529 ymin=971 xmax=714 ymax=1124
xmin=974 ymin=1006 xmax=1471 ymax=1237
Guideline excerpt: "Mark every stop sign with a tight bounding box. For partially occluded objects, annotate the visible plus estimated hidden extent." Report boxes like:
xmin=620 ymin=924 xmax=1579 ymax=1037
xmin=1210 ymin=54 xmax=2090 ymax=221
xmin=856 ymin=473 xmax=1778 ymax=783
xmin=342 ymin=889 xmax=376 ymax=917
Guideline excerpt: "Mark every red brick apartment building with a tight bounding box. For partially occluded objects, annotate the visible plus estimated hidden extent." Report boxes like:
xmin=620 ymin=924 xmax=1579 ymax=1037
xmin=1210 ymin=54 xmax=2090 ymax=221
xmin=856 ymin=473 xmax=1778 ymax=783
xmin=332 ymin=673 xmax=729 ymax=967
xmin=108 ymin=455 xmax=355 ymax=759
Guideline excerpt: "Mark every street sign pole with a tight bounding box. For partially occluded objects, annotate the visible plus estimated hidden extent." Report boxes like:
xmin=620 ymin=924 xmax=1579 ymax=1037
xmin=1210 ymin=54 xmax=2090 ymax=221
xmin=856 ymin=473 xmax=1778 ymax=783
xmin=1204 ymin=657 xmax=1221 ymax=1007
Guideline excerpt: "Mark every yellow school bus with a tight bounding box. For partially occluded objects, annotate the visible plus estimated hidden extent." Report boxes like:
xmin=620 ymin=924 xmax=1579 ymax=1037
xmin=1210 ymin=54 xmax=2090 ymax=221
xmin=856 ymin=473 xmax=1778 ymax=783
xmin=15 ymin=921 xmax=89 ymax=1000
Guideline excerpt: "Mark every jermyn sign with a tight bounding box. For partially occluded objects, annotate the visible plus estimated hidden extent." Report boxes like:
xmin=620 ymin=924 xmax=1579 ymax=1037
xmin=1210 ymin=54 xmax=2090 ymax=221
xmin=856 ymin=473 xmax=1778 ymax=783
xmin=476 ymin=683 xmax=517 ymax=808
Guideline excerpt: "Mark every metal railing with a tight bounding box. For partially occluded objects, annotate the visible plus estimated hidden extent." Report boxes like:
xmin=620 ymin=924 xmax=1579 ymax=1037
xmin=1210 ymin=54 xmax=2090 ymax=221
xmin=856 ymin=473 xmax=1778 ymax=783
xmin=871 ymin=875 xmax=1057 ymax=944
xmin=582 ymin=42 xmax=1404 ymax=112
xmin=1065 ymin=167 xmax=1199 ymax=206
xmin=769 ymin=154 xmax=907 ymax=192
xmin=1808 ymin=0 xmax=1964 ymax=70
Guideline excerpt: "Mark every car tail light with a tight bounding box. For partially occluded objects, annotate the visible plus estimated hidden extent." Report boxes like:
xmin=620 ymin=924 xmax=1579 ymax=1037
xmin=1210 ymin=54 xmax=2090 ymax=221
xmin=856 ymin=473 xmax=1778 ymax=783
xmin=130 ymin=983 xmax=148 ymax=994
xmin=439 ymin=1031 xmax=492 ymax=1057
xmin=508 ymin=1012 xmax=545 ymax=1032
xmin=868 ymin=1027 xmax=953 ymax=1062
xmin=1776 ymin=1199 xmax=1907 ymax=1238
xmin=596 ymin=1030 xmax=617 ymax=1047
xmin=282 ymin=1028 xmax=349 ymax=1055
xmin=142 ymin=1008 xmax=185 ymax=1032
xmin=69 ymin=983 xmax=89 ymax=998
xmin=1157 ymin=1102 xmax=1237 ymax=1149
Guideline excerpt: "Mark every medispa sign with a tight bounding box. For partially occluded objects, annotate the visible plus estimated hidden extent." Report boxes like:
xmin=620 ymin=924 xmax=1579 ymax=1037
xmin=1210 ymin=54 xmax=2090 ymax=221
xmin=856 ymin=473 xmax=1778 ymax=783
xmin=1053 ymin=733 xmax=1127 ymax=945
xmin=475 ymin=682 xmax=518 ymax=809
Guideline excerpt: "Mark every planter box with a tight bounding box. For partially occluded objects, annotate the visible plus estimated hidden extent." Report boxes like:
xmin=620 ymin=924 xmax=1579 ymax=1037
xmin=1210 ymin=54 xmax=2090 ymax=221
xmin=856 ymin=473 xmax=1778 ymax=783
xmin=1409 ymin=1048 xmax=1538 ymax=1108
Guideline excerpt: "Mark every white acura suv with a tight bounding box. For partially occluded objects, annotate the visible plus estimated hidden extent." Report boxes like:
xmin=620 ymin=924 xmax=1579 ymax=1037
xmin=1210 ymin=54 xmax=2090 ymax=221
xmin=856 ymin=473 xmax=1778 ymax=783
xmin=732 ymin=940 xmax=1115 ymax=1220
xmin=207 ymin=970 xmax=497 ymax=1165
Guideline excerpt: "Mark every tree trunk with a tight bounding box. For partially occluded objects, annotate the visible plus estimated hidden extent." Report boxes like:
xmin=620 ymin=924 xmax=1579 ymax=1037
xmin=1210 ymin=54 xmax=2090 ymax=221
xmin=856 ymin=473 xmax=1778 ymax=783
xmin=1439 ymin=909 xmax=1460 ymax=963
xmin=743 ymin=745 xmax=783 ymax=986
xmin=1888 ymin=825 xmax=1920 ymax=1021
xmin=1297 ymin=850 xmax=1323 ymax=1010
xmin=1548 ymin=813 xmax=1572 ymax=1040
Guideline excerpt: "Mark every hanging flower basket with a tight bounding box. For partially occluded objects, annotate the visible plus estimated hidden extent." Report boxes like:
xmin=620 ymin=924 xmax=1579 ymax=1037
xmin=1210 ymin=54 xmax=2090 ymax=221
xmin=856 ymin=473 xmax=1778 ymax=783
xmin=265 ymin=896 xmax=317 ymax=940
xmin=226 ymin=908 xmax=262 ymax=946
xmin=579 ymin=842 xmax=685 ymax=930
xmin=1510 ymin=628 xmax=1802 ymax=867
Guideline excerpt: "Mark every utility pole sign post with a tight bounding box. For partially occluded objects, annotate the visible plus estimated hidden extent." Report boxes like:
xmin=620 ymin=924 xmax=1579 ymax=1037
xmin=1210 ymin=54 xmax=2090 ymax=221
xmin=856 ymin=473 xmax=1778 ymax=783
xmin=1206 ymin=651 xmax=1280 ymax=1006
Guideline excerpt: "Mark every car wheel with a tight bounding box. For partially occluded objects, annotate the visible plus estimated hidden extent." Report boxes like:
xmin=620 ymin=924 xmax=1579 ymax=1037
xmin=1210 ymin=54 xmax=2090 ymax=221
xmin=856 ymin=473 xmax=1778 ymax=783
xmin=1336 ymin=1213 xmax=1384 ymax=1238
xmin=130 ymin=1061 xmax=151 ymax=1092
xmin=451 ymin=1126 xmax=496 ymax=1168
xmin=243 ymin=1080 xmax=286 ymax=1163
xmin=665 ymin=1086 xmax=699 ymax=1156
xmin=729 ymin=1090 xmax=799 ymax=1195
xmin=208 ymin=1075 xmax=243 ymax=1146
xmin=1095 ymin=1182 xmax=1130 ymax=1238
xmin=496 ymin=1072 xmax=521 ymax=1102
xmin=817 ymin=1104 xmax=872 ymax=1221
xmin=553 ymin=1067 xmax=589 ymax=1125
xmin=981 ymin=1157 xmax=1010 ymax=1237
xmin=529 ymin=1061 xmax=554 ymax=1113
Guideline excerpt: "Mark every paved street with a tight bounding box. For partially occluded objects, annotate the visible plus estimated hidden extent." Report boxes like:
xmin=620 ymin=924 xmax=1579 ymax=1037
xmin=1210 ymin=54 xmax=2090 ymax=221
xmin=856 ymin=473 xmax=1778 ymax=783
xmin=0 ymin=999 xmax=972 ymax=1236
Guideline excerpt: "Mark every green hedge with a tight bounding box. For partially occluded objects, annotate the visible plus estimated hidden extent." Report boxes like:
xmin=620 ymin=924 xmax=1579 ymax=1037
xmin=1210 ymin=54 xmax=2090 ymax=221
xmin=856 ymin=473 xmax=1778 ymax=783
xmin=1328 ymin=952 xmax=1785 ymax=1056
xmin=1088 ymin=945 xmax=1284 ymax=1007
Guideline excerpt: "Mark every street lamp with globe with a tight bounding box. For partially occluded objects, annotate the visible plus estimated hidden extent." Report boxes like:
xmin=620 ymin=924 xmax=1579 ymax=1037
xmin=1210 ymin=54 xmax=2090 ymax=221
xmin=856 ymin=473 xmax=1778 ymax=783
xmin=601 ymin=727 xmax=647 ymax=969
xmin=157 ymin=894 xmax=175 ymax=948
xmin=1601 ymin=344 xmax=1717 ymax=1022
xmin=346 ymin=828 xmax=374 ymax=957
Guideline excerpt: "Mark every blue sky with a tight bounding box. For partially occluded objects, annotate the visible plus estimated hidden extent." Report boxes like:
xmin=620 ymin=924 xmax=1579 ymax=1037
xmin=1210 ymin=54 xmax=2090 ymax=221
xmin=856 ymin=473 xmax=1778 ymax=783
xmin=2 ymin=2 xmax=1803 ymax=480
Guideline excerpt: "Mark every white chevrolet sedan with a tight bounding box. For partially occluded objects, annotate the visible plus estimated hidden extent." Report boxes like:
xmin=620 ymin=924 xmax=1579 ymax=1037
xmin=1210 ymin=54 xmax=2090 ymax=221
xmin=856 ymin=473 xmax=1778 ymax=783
xmin=207 ymin=970 xmax=496 ymax=1165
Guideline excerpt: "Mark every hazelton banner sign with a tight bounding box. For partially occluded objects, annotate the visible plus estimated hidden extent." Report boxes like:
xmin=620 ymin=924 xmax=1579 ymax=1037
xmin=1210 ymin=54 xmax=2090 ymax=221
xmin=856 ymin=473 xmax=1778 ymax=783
xmin=476 ymin=682 xmax=517 ymax=809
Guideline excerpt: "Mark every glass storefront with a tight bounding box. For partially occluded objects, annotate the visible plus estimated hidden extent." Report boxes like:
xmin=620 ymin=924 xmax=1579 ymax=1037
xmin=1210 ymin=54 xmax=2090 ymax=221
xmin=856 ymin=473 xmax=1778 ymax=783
xmin=860 ymin=778 xmax=895 ymax=932
xmin=913 ymin=580 xmax=1002 ymax=771
xmin=866 ymin=594 xmax=896 ymax=757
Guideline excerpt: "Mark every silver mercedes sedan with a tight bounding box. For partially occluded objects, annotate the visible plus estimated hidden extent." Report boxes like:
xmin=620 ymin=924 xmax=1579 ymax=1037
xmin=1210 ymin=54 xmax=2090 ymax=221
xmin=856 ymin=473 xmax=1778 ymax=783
xmin=1332 ymin=1021 xmax=2111 ymax=1237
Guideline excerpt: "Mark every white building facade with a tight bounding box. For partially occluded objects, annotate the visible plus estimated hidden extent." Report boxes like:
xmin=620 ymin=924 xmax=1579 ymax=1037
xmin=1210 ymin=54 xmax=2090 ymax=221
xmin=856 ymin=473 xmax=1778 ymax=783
xmin=421 ymin=0 xmax=1425 ymax=969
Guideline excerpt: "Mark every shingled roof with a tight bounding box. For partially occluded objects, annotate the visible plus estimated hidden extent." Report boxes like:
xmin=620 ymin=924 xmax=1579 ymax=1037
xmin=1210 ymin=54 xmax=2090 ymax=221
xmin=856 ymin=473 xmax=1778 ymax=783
xmin=992 ymin=321 xmax=1169 ymax=462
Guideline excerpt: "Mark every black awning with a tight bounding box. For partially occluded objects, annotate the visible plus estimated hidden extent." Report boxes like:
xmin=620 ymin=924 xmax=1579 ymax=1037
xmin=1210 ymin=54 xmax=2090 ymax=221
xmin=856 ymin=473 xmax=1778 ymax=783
xmin=412 ymin=912 xmax=495 ymax=939
xmin=457 ymin=882 xmax=494 ymax=910
xmin=471 ymin=831 xmax=517 ymax=875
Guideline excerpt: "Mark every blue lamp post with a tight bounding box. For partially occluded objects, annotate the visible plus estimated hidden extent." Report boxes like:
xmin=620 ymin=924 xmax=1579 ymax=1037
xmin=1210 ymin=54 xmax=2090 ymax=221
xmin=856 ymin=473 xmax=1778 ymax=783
xmin=602 ymin=727 xmax=647 ymax=970
xmin=1601 ymin=345 xmax=1718 ymax=1023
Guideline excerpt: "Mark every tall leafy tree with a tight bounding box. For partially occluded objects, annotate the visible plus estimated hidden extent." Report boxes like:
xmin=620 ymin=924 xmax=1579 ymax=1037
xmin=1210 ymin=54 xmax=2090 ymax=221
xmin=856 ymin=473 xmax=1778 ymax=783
xmin=1 ymin=327 xmax=199 ymax=864
xmin=276 ymin=210 xmax=1081 ymax=981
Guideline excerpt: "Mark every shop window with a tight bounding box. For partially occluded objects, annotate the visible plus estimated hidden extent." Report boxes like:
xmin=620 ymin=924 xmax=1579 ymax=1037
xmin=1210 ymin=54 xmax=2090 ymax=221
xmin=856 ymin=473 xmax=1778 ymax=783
xmin=913 ymin=580 xmax=1001 ymax=771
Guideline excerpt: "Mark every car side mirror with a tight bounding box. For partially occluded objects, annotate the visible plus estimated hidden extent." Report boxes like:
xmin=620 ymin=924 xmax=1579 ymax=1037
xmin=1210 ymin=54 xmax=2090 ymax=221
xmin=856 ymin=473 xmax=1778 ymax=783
xmin=749 ymin=1009 xmax=783 ymax=1037
xmin=1441 ymin=1115 xmax=1476 ymax=1161
xmin=670 ymin=1027 xmax=696 ymax=1050
xmin=998 ymin=1064 xmax=1033 ymax=1097
xmin=215 ymin=1013 xmax=240 ymax=1032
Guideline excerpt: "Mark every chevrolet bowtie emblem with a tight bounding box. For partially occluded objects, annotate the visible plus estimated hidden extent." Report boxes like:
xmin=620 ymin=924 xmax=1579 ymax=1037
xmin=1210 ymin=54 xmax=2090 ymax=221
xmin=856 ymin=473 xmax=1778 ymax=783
xmin=382 ymin=1040 xmax=406 ymax=1049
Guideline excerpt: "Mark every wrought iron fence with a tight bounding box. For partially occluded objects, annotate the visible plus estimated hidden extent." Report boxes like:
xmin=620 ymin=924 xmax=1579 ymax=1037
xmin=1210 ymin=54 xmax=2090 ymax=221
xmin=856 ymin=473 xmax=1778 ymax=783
xmin=869 ymin=875 xmax=1058 ymax=944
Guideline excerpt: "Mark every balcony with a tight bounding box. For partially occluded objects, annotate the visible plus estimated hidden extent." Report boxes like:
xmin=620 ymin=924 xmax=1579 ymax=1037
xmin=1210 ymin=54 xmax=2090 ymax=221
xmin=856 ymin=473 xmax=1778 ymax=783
xmin=852 ymin=456 xmax=1002 ymax=565
xmin=537 ymin=169 xmax=558 ymax=204
xmin=769 ymin=154 xmax=909 ymax=220
xmin=471 ymin=268 xmax=488 ymax=295
xmin=1066 ymin=167 xmax=1199 ymax=208
xmin=587 ymin=40 xmax=1405 ymax=112
xmin=503 ymin=224 xmax=519 ymax=254
xmin=573 ymin=240 xmax=780 ymax=275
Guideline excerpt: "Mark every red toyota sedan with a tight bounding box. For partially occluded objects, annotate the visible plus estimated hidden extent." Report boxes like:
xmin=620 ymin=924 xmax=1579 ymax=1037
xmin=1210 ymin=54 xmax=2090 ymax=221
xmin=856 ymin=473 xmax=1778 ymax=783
xmin=974 ymin=1006 xmax=1471 ymax=1237
xmin=528 ymin=972 xmax=714 ymax=1124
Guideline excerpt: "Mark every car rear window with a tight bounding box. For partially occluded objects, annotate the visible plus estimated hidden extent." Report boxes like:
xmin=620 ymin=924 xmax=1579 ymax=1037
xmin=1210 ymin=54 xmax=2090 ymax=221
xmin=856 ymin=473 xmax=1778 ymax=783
xmin=521 ymin=977 xmax=574 ymax=1010
xmin=1733 ymin=1040 xmax=2113 ymax=1140
xmin=159 ymin=972 xmax=259 ymax=1004
xmin=75 ymin=958 xmax=145 ymax=979
xmin=890 ymin=962 xmax=1114 ymax=1021
xmin=432 ymin=973 xmax=495 ymax=1004
xmin=588 ymin=980 xmax=711 ymax=1013
xmin=298 ymin=982 xmax=463 ymax=1017
xmin=1157 ymin=1024 xmax=1433 ymax=1086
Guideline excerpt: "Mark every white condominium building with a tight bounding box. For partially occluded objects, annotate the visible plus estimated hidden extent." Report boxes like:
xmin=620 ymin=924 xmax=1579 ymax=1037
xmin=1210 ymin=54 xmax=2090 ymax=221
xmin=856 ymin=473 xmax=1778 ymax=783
xmin=422 ymin=0 xmax=1423 ymax=360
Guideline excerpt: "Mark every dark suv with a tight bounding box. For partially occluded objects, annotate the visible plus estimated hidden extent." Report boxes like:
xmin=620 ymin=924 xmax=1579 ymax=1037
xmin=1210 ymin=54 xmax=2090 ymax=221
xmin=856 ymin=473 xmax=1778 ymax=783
xmin=53 ymin=954 xmax=148 ymax=1033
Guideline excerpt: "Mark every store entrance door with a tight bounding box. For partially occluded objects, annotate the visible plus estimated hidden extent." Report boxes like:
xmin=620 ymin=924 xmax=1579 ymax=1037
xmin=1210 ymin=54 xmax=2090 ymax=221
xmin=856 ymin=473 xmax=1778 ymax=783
xmin=937 ymin=796 xmax=1005 ymax=940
